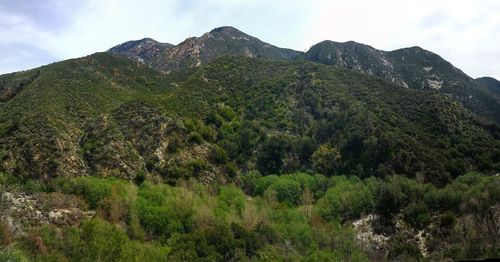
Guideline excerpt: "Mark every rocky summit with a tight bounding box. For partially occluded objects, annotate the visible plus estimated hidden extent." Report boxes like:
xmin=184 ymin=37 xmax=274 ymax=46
xmin=108 ymin=26 xmax=302 ymax=73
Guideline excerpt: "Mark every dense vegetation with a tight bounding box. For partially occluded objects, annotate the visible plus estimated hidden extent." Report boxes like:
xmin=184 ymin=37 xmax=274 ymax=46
xmin=1 ymin=172 xmax=498 ymax=261
xmin=1 ymin=54 xmax=498 ymax=184
xmin=300 ymin=40 xmax=500 ymax=123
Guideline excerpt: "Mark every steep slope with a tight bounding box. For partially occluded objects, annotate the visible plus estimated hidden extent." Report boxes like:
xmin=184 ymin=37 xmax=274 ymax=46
xmin=108 ymin=26 xmax=302 ymax=73
xmin=1 ymin=54 xmax=497 ymax=185
xmin=0 ymin=53 xmax=183 ymax=180
xmin=175 ymin=57 xmax=499 ymax=184
xmin=302 ymin=41 xmax=500 ymax=123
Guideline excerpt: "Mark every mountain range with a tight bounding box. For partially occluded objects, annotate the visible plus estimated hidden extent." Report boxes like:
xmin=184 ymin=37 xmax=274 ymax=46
xmin=0 ymin=26 xmax=499 ymax=183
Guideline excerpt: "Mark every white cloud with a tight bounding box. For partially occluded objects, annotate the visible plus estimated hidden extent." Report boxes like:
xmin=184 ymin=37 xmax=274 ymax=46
xmin=0 ymin=0 xmax=499 ymax=78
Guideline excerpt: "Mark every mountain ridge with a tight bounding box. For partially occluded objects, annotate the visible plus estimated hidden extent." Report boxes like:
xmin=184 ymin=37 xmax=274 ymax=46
xmin=108 ymin=26 xmax=302 ymax=73
xmin=106 ymin=26 xmax=500 ymax=123
xmin=300 ymin=39 xmax=499 ymax=123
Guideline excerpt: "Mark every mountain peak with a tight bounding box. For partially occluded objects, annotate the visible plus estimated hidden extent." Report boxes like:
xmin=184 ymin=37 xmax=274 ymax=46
xmin=206 ymin=26 xmax=252 ymax=39
xmin=108 ymin=26 xmax=302 ymax=73
xmin=210 ymin=26 xmax=242 ymax=34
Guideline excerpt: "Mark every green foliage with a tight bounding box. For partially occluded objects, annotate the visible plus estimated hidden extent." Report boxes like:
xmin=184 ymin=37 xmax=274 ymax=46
xmin=403 ymin=201 xmax=431 ymax=229
xmin=1 ymin=53 xmax=498 ymax=185
xmin=0 ymin=50 xmax=499 ymax=261
xmin=0 ymin=247 xmax=30 ymax=262
xmin=269 ymin=208 xmax=315 ymax=252
xmin=187 ymin=131 xmax=204 ymax=144
xmin=217 ymin=185 xmax=246 ymax=213
xmin=315 ymin=176 xmax=375 ymax=222
xmin=136 ymin=182 xmax=194 ymax=241
xmin=375 ymin=179 xmax=406 ymax=219
xmin=267 ymin=178 xmax=302 ymax=205
xmin=6 ymin=173 xmax=498 ymax=261
xmin=0 ymin=172 xmax=19 ymax=185
xmin=256 ymin=135 xmax=292 ymax=175
xmin=49 ymin=176 xmax=132 ymax=209
xmin=23 ymin=220 xmax=169 ymax=262
xmin=311 ymin=144 xmax=341 ymax=175
xmin=387 ymin=237 xmax=423 ymax=261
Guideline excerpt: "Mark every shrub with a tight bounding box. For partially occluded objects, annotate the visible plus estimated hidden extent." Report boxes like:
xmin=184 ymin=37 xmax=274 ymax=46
xmin=256 ymin=135 xmax=292 ymax=175
xmin=375 ymin=179 xmax=405 ymax=219
xmin=315 ymin=176 xmax=374 ymax=221
xmin=403 ymin=202 xmax=431 ymax=229
xmin=136 ymin=183 xmax=194 ymax=241
xmin=218 ymin=185 xmax=246 ymax=213
xmin=188 ymin=131 xmax=204 ymax=144
xmin=311 ymin=144 xmax=341 ymax=175
xmin=0 ymin=247 xmax=30 ymax=262
xmin=267 ymin=178 xmax=302 ymax=205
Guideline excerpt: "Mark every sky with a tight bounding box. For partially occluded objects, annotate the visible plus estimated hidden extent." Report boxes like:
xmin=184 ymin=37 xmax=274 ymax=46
xmin=1 ymin=0 xmax=499 ymax=79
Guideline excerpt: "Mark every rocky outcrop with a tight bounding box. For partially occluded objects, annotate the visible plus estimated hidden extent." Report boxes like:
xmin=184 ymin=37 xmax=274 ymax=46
xmin=1 ymin=190 xmax=94 ymax=236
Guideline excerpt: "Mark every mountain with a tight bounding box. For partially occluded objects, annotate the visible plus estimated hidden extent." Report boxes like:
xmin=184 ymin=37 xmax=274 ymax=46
xmin=0 ymin=52 xmax=498 ymax=185
xmin=301 ymin=41 xmax=500 ymax=123
xmin=1 ymin=27 xmax=500 ymax=261
xmin=108 ymin=26 xmax=302 ymax=73
xmin=107 ymin=30 xmax=499 ymax=123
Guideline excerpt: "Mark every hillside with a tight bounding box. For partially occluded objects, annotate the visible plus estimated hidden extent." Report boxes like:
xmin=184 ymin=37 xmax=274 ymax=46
xmin=0 ymin=53 xmax=498 ymax=185
xmin=301 ymin=41 xmax=500 ymax=123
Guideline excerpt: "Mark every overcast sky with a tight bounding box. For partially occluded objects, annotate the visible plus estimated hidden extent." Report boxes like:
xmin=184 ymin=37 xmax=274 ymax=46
xmin=1 ymin=0 xmax=499 ymax=79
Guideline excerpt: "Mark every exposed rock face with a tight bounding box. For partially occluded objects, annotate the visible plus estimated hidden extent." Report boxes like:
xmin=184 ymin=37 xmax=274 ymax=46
xmin=1 ymin=190 xmax=94 ymax=236
xmin=108 ymin=26 xmax=302 ymax=73
xmin=108 ymin=38 xmax=174 ymax=67
xmin=353 ymin=214 xmax=390 ymax=251
xmin=353 ymin=214 xmax=431 ymax=258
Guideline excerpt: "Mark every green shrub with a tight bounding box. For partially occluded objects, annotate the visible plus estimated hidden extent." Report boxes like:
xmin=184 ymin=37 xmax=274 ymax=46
xmin=403 ymin=202 xmax=431 ymax=229
xmin=218 ymin=185 xmax=246 ymax=213
xmin=136 ymin=183 xmax=194 ymax=241
xmin=375 ymin=179 xmax=405 ymax=219
xmin=0 ymin=247 xmax=30 ymax=262
xmin=315 ymin=176 xmax=374 ymax=221
xmin=0 ymin=172 xmax=19 ymax=185
xmin=311 ymin=144 xmax=341 ymax=175
xmin=267 ymin=178 xmax=302 ymax=205
xmin=188 ymin=131 xmax=204 ymax=144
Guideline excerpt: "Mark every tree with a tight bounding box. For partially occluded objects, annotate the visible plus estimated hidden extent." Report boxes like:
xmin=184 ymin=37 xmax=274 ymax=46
xmin=311 ymin=144 xmax=341 ymax=175
xmin=256 ymin=135 xmax=291 ymax=174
